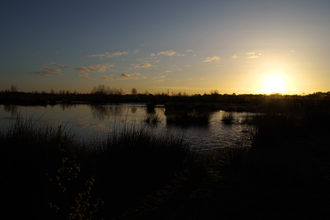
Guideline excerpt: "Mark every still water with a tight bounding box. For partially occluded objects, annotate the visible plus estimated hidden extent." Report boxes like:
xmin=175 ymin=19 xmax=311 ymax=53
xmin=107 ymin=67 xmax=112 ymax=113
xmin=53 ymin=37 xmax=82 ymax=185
xmin=0 ymin=103 xmax=255 ymax=151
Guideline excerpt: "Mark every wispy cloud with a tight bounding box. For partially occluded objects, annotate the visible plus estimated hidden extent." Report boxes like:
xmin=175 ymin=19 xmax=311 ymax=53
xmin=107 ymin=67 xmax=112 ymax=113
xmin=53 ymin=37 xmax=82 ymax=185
xmin=186 ymin=49 xmax=193 ymax=52
xmin=136 ymin=54 xmax=160 ymax=63
xmin=245 ymin=51 xmax=261 ymax=58
xmin=77 ymin=72 xmax=91 ymax=79
xmin=133 ymin=63 xmax=152 ymax=68
xmin=248 ymin=55 xmax=259 ymax=59
xmin=57 ymin=64 xmax=69 ymax=68
xmin=100 ymin=72 xmax=141 ymax=80
xmin=152 ymin=76 xmax=165 ymax=79
xmin=34 ymin=67 xmax=63 ymax=76
xmin=152 ymin=75 xmax=165 ymax=82
xmin=157 ymin=50 xmax=177 ymax=56
xmin=43 ymin=61 xmax=69 ymax=68
xmin=76 ymin=63 xmax=114 ymax=78
xmin=87 ymin=51 xmax=130 ymax=58
xmin=165 ymin=67 xmax=181 ymax=73
xmin=157 ymin=50 xmax=186 ymax=56
xmin=33 ymin=62 xmax=68 ymax=76
xmin=43 ymin=61 xmax=56 ymax=65
xmin=204 ymin=56 xmax=221 ymax=62
xmin=230 ymin=55 xmax=238 ymax=59
xmin=133 ymin=49 xmax=139 ymax=54
xmin=119 ymin=73 xmax=131 ymax=79
xmin=76 ymin=63 xmax=114 ymax=73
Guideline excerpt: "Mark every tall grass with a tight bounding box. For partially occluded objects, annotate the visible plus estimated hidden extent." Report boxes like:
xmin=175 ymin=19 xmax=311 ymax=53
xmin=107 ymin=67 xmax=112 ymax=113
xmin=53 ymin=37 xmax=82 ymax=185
xmin=0 ymin=116 xmax=198 ymax=219
xmin=144 ymin=113 xmax=162 ymax=124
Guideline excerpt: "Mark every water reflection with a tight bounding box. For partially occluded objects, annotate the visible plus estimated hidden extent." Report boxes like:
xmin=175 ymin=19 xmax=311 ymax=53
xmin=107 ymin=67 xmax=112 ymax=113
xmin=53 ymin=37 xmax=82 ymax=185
xmin=3 ymin=104 xmax=19 ymax=116
xmin=0 ymin=104 xmax=255 ymax=151
xmin=90 ymin=105 xmax=125 ymax=121
xmin=131 ymin=106 xmax=137 ymax=114
xmin=76 ymin=116 xmax=107 ymax=131
xmin=146 ymin=103 xmax=156 ymax=114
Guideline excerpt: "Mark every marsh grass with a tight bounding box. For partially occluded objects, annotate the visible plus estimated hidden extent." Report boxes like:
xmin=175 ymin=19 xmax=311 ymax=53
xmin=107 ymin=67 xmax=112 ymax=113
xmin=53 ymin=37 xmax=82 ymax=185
xmin=143 ymin=113 xmax=162 ymax=124
xmin=245 ymin=113 xmax=306 ymax=147
xmin=221 ymin=112 xmax=234 ymax=125
xmin=0 ymin=116 xmax=205 ymax=219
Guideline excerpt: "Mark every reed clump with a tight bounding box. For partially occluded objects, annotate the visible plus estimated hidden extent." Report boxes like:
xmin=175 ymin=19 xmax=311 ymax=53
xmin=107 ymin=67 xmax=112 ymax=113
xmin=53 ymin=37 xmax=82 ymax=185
xmin=221 ymin=112 xmax=234 ymax=125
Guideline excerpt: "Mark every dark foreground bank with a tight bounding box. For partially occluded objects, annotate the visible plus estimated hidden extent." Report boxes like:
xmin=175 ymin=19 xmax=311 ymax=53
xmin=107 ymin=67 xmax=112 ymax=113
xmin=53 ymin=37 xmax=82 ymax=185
xmin=1 ymin=106 xmax=330 ymax=219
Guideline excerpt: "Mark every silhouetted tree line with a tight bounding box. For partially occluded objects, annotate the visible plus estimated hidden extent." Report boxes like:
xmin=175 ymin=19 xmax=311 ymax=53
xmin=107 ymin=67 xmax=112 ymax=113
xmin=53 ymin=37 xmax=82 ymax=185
xmin=1 ymin=84 xmax=330 ymax=113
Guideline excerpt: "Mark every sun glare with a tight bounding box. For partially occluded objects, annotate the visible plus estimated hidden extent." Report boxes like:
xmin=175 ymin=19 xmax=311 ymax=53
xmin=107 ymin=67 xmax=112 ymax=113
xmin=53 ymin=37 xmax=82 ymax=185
xmin=263 ymin=76 xmax=285 ymax=94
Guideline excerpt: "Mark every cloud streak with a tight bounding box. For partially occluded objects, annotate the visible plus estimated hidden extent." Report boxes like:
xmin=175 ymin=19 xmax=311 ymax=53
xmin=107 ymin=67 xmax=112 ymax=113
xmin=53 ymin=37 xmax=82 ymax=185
xmin=204 ymin=56 xmax=221 ymax=62
xmin=133 ymin=63 xmax=152 ymax=68
xmin=34 ymin=67 xmax=63 ymax=76
xmin=87 ymin=51 xmax=130 ymax=58
xmin=157 ymin=50 xmax=186 ymax=56
xmin=152 ymin=75 xmax=165 ymax=82
xmin=76 ymin=63 xmax=114 ymax=78
xmin=158 ymin=50 xmax=177 ymax=56
xmin=100 ymin=72 xmax=141 ymax=80
xmin=43 ymin=61 xmax=69 ymax=68
xmin=33 ymin=61 xmax=68 ymax=76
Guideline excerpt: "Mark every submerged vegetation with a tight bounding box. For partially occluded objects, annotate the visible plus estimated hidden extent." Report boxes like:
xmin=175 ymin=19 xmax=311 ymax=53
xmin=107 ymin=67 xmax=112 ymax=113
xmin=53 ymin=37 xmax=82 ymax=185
xmin=221 ymin=112 xmax=234 ymax=124
xmin=164 ymin=102 xmax=213 ymax=126
xmin=165 ymin=111 xmax=212 ymax=126
xmin=144 ymin=113 xmax=162 ymax=124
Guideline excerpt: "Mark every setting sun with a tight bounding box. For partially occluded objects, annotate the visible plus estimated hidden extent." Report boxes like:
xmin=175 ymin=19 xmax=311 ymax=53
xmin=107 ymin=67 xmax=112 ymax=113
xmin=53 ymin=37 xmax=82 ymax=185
xmin=263 ymin=76 xmax=285 ymax=94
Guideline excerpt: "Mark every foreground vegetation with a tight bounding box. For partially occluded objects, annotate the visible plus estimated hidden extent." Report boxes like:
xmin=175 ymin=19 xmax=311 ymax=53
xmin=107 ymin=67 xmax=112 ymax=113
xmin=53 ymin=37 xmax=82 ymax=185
xmin=1 ymin=89 xmax=330 ymax=219
xmin=0 ymin=117 xmax=207 ymax=219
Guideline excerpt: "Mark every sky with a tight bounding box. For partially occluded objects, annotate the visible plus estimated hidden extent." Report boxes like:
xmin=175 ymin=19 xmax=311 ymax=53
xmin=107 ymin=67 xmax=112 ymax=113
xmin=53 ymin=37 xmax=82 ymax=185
xmin=1 ymin=0 xmax=330 ymax=95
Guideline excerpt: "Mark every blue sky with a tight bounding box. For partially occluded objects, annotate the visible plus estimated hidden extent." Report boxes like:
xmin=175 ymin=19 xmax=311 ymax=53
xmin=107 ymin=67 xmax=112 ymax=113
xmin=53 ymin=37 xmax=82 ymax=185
xmin=1 ymin=0 xmax=330 ymax=94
